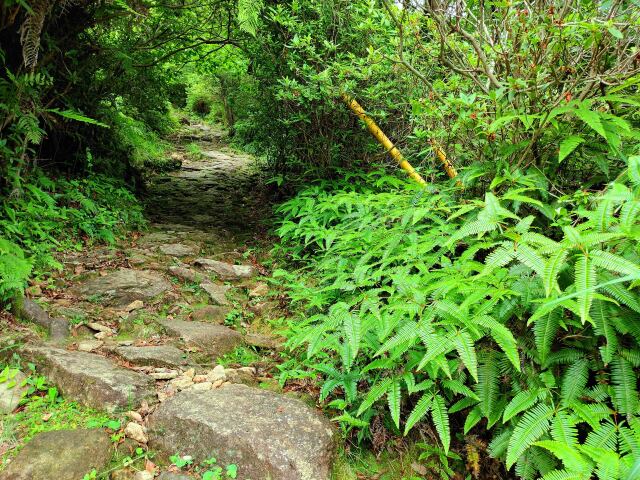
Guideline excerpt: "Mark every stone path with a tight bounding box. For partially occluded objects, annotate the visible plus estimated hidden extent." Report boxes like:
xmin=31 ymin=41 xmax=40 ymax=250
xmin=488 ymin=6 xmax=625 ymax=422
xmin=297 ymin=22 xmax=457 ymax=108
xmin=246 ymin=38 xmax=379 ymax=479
xmin=1 ymin=123 xmax=334 ymax=480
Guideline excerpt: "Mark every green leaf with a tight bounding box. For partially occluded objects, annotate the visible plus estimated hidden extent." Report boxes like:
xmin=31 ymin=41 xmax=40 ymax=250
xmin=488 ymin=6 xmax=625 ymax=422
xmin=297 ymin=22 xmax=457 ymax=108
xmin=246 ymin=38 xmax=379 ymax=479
xmin=575 ymin=254 xmax=596 ymax=324
xmin=574 ymin=107 xmax=606 ymax=139
xmin=629 ymin=156 xmax=640 ymax=187
xmin=464 ymin=406 xmax=482 ymax=434
xmin=387 ymin=379 xmax=402 ymax=430
xmin=506 ymin=403 xmax=554 ymax=468
xmin=343 ymin=313 xmax=361 ymax=362
xmin=431 ymin=394 xmax=450 ymax=453
xmin=453 ymin=331 xmax=478 ymax=381
xmin=46 ymin=108 xmax=109 ymax=128
xmin=476 ymin=315 xmax=520 ymax=371
xmin=357 ymin=378 xmax=392 ymax=416
xmin=558 ymin=136 xmax=585 ymax=163
xmin=560 ymin=358 xmax=589 ymax=406
xmin=503 ymin=391 xmax=541 ymax=423
xmin=404 ymin=393 xmax=432 ymax=434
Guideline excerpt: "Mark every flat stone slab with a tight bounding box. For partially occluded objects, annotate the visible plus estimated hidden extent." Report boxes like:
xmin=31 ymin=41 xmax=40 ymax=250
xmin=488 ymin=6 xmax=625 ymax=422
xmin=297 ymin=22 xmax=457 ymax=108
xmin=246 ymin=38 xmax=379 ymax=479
xmin=148 ymin=385 xmax=335 ymax=480
xmin=21 ymin=345 xmax=156 ymax=411
xmin=115 ymin=345 xmax=188 ymax=368
xmin=0 ymin=429 xmax=111 ymax=480
xmin=157 ymin=319 xmax=242 ymax=357
xmin=72 ymin=268 xmax=171 ymax=307
xmin=168 ymin=265 xmax=207 ymax=283
xmin=194 ymin=259 xmax=255 ymax=280
xmin=199 ymin=282 xmax=230 ymax=305
xmin=191 ymin=305 xmax=229 ymax=324
xmin=159 ymin=243 xmax=198 ymax=257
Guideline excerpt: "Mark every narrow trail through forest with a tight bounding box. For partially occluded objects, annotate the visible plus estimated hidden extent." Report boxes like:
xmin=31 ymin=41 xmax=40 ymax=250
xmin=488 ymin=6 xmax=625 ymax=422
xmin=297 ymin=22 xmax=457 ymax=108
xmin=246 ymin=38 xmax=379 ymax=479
xmin=1 ymin=124 xmax=336 ymax=480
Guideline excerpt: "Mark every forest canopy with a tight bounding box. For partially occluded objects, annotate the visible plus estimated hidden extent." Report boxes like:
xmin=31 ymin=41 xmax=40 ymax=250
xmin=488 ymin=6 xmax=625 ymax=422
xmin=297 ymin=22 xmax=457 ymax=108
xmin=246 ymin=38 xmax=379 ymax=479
xmin=2 ymin=0 xmax=640 ymax=478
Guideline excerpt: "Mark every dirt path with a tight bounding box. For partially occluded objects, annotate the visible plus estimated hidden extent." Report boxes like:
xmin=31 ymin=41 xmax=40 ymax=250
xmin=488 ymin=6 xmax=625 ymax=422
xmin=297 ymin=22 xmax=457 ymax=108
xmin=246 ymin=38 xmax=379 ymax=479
xmin=1 ymin=124 xmax=335 ymax=480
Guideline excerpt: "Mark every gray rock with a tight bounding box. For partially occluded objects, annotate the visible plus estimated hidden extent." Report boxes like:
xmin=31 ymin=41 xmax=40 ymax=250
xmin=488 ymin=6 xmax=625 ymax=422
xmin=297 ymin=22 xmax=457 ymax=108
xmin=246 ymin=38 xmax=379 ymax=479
xmin=148 ymin=385 xmax=335 ymax=480
xmin=0 ymin=369 xmax=27 ymax=414
xmin=21 ymin=345 xmax=156 ymax=411
xmin=158 ymin=473 xmax=192 ymax=480
xmin=245 ymin=333 xmax=285 ymax=350
xmin=115 ymin=345 xmax=188 ymax=369
xmin=168 ymin=265 xmax=206 ymax=283
xmin=199 ymin=282 xmax=230 ymax=306
xmin=15 ymin=299 xmax=69 ymax=341
xmin=48 ymin=318 xmax=70 ymax=341
xmin=72 ymin=269 xmax=171 ymax=307
xmin=77 ymin=340 xmax=104 ymax=352
xmin=191 ymin=305 xmax=229 ymax=324
xmin=159 ymin=244 xmax=198 ymax=257
xmin=0 ymin=429 xmax=111 ymax=480
xmin=158 ymin=319 xmax=242 ymax=357
xmin=194 ymin=259 xmax=255 ymax=280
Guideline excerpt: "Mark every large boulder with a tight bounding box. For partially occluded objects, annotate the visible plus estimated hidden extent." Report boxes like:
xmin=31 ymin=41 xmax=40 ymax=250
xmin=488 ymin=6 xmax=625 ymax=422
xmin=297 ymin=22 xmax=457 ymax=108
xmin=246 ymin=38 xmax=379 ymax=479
xmin=193 ymin=259 xmax=255 ymax=280
xmin=148 ymin=385 xmax=335 ymax=480
xmin=21 ymin=345 xmax=156 ymax=411
xmin=0 ymin=429 xmax=111 ymax=480
xmin=157 ymin=319 xmax=242 ymax=357
xmin=71 ymin=269 xmax=171 ymax=307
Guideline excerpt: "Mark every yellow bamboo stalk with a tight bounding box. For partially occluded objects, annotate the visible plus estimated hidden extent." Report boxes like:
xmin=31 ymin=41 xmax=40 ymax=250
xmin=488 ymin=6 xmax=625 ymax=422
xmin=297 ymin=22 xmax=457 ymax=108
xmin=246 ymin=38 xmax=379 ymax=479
xmin=429 ymin=139 xmax=460 ymax=181
xmin=342 ymin=93 xmax=427 ymax=186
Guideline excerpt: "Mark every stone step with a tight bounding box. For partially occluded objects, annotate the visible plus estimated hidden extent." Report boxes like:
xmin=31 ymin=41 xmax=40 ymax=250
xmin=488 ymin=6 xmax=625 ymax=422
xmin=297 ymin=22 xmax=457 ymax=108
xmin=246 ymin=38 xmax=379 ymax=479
xmin=114 ymin=345 xmax=189 ymax=369
xmin=71 ymin=268 xmax=171 ymax=307
xmin=21 ymin=345 xmax=156 ymax=411
xmin=157 ymin=319 xmax=242 ymax=357
xmin=193 ymin=258 xmax=255 ymax=280
xmin=0 ymin=429 xmax=111 ymax=480
xmin=147 ymin=384 xmax=335 ymax=480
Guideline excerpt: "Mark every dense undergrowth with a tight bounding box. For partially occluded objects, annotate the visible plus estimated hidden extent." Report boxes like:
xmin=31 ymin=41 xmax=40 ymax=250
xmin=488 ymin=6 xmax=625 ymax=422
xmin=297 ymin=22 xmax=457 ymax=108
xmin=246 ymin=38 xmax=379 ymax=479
xmin=2 ymin=0 xmax=640 ymax=478
xmin=0 ymin=173 xmax=145 ymax=305
xmin=273 ymin=158 xmax=640 ymax=479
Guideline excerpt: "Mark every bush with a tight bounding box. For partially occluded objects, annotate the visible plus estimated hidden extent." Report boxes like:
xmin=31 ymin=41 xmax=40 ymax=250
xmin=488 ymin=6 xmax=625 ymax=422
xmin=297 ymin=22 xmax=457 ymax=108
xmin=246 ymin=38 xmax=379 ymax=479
xmin=274 ymin=156 xmax=640 ymax=479
xmin=0 ymin=172 xmax=146 ymax=302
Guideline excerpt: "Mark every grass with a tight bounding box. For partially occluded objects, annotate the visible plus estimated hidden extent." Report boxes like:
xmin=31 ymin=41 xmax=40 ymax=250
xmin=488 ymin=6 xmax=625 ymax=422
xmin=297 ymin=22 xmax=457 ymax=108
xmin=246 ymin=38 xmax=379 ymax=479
xmin=0 ymin=363 xmax=114 ymax=468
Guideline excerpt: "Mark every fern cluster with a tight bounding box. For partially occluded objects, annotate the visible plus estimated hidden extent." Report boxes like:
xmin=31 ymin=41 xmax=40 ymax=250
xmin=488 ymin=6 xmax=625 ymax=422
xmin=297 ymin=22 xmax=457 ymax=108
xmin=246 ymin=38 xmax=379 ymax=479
xmin=274 ymin=157 xmax=640 ymax=479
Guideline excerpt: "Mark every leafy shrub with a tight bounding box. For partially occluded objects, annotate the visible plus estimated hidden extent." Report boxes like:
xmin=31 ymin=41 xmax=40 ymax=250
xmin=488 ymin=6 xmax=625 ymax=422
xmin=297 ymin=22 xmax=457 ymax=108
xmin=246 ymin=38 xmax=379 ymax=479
xmin=0 ymin=172 xmax=145 ymax=301
xmin=274 ymin=157 xmax=640 ymax=478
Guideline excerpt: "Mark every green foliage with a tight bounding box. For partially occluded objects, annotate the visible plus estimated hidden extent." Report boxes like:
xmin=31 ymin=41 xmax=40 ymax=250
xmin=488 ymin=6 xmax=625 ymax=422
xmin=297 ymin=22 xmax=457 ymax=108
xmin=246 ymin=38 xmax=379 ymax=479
xmin=274 ymin=154 xmax=640 ymax=478
xmin=0 ymin=172 xmax=145 ymax=302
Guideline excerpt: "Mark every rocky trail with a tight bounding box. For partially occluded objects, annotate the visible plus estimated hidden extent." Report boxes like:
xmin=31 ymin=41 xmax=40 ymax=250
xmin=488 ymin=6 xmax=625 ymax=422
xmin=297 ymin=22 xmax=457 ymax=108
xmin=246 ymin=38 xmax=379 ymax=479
xmin=0 ymin=125 xmax=335 ymax=480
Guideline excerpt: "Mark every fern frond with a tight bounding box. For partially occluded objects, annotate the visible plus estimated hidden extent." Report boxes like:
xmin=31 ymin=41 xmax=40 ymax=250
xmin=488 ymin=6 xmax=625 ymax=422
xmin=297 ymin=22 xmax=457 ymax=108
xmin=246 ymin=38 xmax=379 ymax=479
xmin=387 ymin=379 xmax=402 ymax=429
xmin=584 ymin=421 xmax=618 ymax=451
xmin=503 ymin=389 xmax=543 ymax=423
xmin=431 ymin=393 xmax=451 ymax=453
xmin=611 ymin=357 xmax=638 ymax=416
xmin=343 ymin=313 xmax=361 ymax=363
xmin=590 ymin=250 xmax=640 ymax=277
xmin=551 ymin=411 xmax=578 ymax=448
xmin=534 ymin=310 xmax=561 ymax=365
xmin=543 ymin=250 xmax=569 ymax=297
xmin=357 ymin=378 xmax=392 ymax=416
xmin=404 ymin=393 xmax=432 ymax=434
xmin=476 ymin=315 xmax=520 ymax=371
xmin=453 ymin=331 xmax=478 ymax=381
xmin=514 ymin=243 xmax=546 ymax=276
xmin=575 ymin=254 xmax=597 ymax=323
xmin=476 ymin=354 xmax=500 ymax=421
xmin=506 ymin=403 xmax=554 ymax=468
xmin=561 ymin=358 xmax=589 ymax=407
